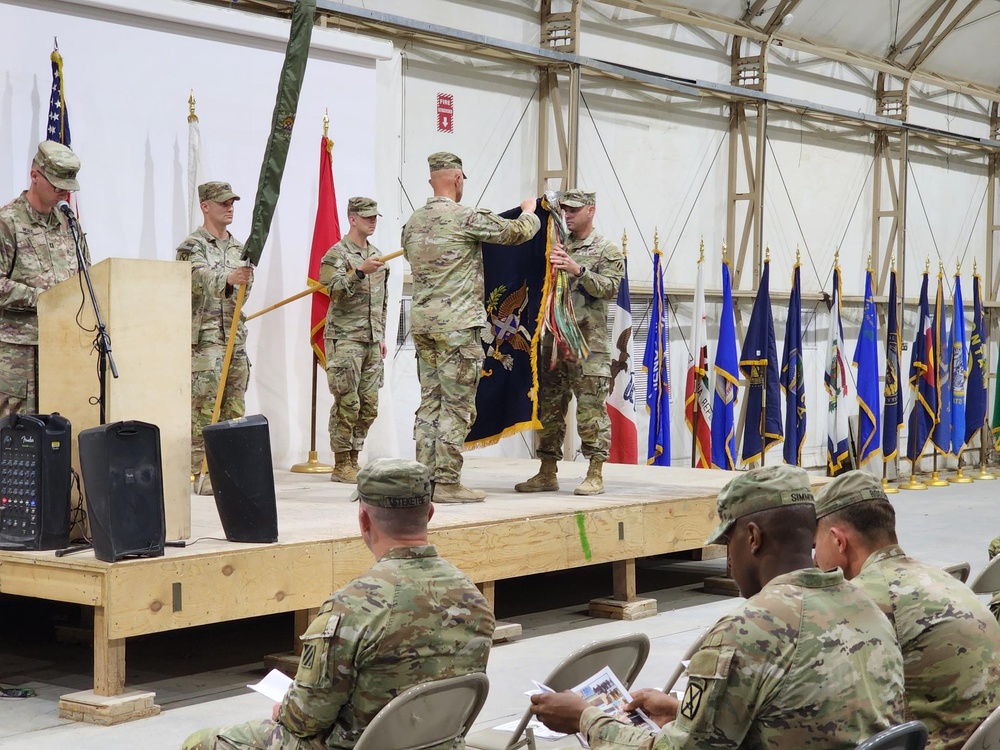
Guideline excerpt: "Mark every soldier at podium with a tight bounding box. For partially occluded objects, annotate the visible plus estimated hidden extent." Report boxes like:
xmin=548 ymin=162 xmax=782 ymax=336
xmin=176 ymin=181 xmax=253 ymax=495
xmin=0 ymin=141 xmax=87 ymax=419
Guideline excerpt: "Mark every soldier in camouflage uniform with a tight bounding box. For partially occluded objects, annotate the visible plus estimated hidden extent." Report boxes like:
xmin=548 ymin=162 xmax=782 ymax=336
xmin=0 ymin=141 xmax=88 ymax=418
xmin=516 ymin=190 xmax=624 ymax=496
xmin=320 ymin=197 xmax=388 ymax=484
xmin=814 ymin=471 xmax=1000 ymax=750
xmin=987 ymin=535 xmax=1000 ymax=622
xmin=531 ymin=465 xmax=905 ymax=750
xmin=401 ymin=152 xmax=539 ymax=503
xmin=181 ymin=458 xmax=495 ymax=750
xmin=175 ymin=182 xmax=253 ymax=495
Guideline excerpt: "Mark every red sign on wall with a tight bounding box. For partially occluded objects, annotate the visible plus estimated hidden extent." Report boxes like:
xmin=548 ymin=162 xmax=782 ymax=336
xmin=437 ymin=93 xmax=454 ymax=133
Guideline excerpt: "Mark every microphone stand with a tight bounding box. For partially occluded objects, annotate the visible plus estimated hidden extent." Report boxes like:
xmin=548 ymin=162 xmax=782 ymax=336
xmin=54 ymin=207 xmax=119 ymax=559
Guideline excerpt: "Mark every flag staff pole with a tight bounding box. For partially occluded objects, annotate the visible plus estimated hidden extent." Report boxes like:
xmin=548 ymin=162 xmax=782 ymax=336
xmin=928 ymin=261 xmax=950 ymax=487
xmin=951 ymin=259 xmax=974 ymax=484
xmin=757 ymin=247 xmax=771 ymax=468
xmin=883 ymin=254 xmax=900 ymax=493
xmin=972 ymin=261 xmax=996 ymax=480
xmin=691 ymin=239 xmax=704 ymax=469
xmin=292 ymin=110 xmax=334 ymax=474
xmin=900 ymin=257 xmax=932 ymax=490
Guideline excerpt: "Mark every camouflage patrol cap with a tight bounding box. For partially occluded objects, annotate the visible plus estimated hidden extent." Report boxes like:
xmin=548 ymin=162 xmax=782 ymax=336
xmin=350 ymin=458 xmax=432 ymax=508
xmin=428 ymin=151 xmax=467 ymax=178
xmin=814 ymin=470 xmax=888 ymax=520
xmin=33 ymin=141 xmax=81 ymax=191
xmin=705 ymin=465 xmax=815 ymax=545
xmin=347 ymin=196 xmax=381 ymax=218
xmin=559 ymin=189 xmax=596 ymax=208
xmin=198 ymin=181 xmax=240 ymax=203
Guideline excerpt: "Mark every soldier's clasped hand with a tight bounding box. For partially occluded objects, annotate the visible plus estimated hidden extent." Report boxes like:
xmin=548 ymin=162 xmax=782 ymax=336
xmin=358 ymin=257 xmax=384 ymax=275
xmin=227 ymin=266 xmax=253 ymax=286
xmin=549 ymin=244 xmax=582 ymax=277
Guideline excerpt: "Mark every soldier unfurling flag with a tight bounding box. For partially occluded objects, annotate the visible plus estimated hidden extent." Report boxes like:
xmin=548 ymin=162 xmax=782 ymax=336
xmin=966 ymin=271 xmax=987 ymax=446
xmin=780 ymin=258 xmax=805 ymax=465
xmin=825 ymin=257 xmax=852 ymax=475
xmin=907 ymin=269 xmax=936 ymax=464
xmin=684 ymin=246 xmax=711 ymax=468
xmin=711 ymin=260 xmax=739 ymax=470
xmin=854 ymin=265 xmax=880 ymax=466
xmin=306 ymin=132 xmax=341 ymax=368
xmin=883 ymin=266 xmax=904 ymax=461
xmin=950 ymin=271 xmax=968 ymax=455
xmin=607 ymin=254 xmax=638 ymax=464
xmin=643 ymin=246 xmax=670 ymax=466
xmin=931 ymin=268 xmax=952 ymax=455
xmin=740 ymin=253 xmax=782 ymax=465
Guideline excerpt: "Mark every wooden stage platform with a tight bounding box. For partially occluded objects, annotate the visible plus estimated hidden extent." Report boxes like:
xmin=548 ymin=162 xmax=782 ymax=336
xmin=0 ymin=458 xmax=818 ymax=724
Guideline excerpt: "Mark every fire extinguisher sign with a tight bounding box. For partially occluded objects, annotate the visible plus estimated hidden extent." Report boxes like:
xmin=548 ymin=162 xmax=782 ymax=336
xmin=437 ymin=93 xmax=454 ymax=133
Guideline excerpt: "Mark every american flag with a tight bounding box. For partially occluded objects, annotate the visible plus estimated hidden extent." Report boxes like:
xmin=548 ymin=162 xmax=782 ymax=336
xmin=47 ymin=44 xmax=71 ymax=146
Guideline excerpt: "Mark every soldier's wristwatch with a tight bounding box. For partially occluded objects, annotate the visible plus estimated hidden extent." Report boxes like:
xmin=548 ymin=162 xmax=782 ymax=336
xmin=355 ymin=268 xmax=366 ymax=280
xmin=576 ymin=266 xmax=586 ymax=277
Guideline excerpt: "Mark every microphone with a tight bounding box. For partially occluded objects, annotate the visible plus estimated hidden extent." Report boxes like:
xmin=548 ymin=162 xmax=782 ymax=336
xmin=56 ymin=200 xmax=76 ymax=222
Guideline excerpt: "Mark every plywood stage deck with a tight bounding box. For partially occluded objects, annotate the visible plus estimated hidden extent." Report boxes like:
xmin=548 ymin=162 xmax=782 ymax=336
xmin=0 ymin=458 xmax=817 ymax=722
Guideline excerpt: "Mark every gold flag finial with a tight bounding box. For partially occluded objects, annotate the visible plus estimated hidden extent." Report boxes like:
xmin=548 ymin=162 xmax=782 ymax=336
xmin=956 ymin=258 xmax=961 ymax=275
xmin=795 ymin=245 xmax=800 ymax=265
xmin=925 ymin=256 xmax=930 ymax=273
xmin=765 ymin=245 xmax=771 ymax=263
xmin=939 ymin=260 xmax=945 ymax=275
xmin=621 ymin=229 xmax=628 ymax=257
xmin=867 ymin=252 xmax=872 ymax=272
xmin=323 ymin=108 xmax=329 ymax=139
xmin=187 ymin=90 xmax=198 ymax=123
xmin=654 ymin=228 xmax=660 ymax=252
xmin=892 ymin=253 xmax=896 ymax=271
xmin=974 ymin=258 xmax=978 ymax=275
xmin=834 ymin=247 xmax=840 ymax=266
xmin=722 ymin=240 xmax=728 ymax=265
xmin=699 ymin=237 xmax=705 ymax=263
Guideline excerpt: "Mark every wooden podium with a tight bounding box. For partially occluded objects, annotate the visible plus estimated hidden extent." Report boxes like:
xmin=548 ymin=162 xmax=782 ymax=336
xmin=38 ymin=258 xmax=191 ymax=541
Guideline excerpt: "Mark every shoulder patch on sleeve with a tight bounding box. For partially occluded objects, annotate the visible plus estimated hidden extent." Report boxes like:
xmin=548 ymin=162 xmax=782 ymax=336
xmin=464 ymin=208 xmax=505 ymax=232
xmin=295 ymin=610 xmax=340 ymax=688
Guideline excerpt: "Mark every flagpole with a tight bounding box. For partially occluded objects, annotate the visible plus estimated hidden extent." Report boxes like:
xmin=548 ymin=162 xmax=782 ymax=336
xmin=290 ymin=353 xmax=333 ymax=473
xmin=691 ymin=240 xmax=704 ymax=469
xmin=927 ymin=261 xmax=951 ymax=487
xmin=970 ymin=262 xmax=996 ymax=480
xmin=758 ymin=247 xmax=770 ymax=468
xmin=977 ymin=424 xmax=996 ymax=479
xmin=900 ymin=257 xmax=932 ymax=491
xmin=949 ymin=261 xmax=975 ymax=484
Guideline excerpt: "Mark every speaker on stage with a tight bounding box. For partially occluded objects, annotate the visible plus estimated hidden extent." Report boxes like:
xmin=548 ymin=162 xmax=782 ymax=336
xmin=0 ymin=413 xmax=72 ymax=551
xmin=203 ymin=415 xmax=277 ymax=544
xmin=79 ymin=420 xmax=165 ymax=562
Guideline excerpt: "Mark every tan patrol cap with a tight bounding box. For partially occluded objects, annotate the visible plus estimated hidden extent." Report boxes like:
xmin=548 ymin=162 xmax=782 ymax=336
xmin=198 ymin=181 xmax=240 ymax=203
xmin=428 ymin=151 xmax=467 ymax=178
xmin=350 ymin=458 xmax=432 ymax=508
xmin=559 ymin=189 xmax=596 ymax=208
xmin=348 ymin=196 xmax=381 ymax=218
xmin=814 ymin=470 xmax=888 ymax=519
xmin=705 ymin=465 xmax=815 ymax=545
xmin=33 ymin=141 xmax=81 ymax=192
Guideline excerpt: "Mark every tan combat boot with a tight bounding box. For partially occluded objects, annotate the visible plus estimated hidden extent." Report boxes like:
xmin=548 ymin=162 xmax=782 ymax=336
xmin=574 ymin=458 xmax=605 ymax=496
xmin=330 ymin=452 xmax=358 ymax=483
xmin=433 ymin=482 xmax=486 ymax=503
xmin=349 ymin=450 xmax=360 ymax=471
xmin=514 ymin=458 xmax=559 ymax=492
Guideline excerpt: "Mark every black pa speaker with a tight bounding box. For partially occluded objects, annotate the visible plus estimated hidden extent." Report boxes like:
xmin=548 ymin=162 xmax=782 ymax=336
xmin=79 ymin=420 xmax=165 ymax=562
xmin=0 ymin=413 xmax=72 ymax=551
xmin=203 ymin=414 xmax=277 ymax=543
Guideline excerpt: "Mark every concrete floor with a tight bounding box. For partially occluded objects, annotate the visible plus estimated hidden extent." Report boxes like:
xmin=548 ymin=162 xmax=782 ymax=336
xmin=1 ymin=475 xmax=995 ymax=749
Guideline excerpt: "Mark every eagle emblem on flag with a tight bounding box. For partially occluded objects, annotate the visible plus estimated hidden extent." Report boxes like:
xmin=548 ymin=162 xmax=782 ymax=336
xmin=482 ymin=282 xmax=532 ymax=372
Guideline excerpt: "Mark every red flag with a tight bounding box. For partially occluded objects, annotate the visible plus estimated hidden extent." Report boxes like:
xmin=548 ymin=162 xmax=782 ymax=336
xmin=307 ymin=135 xmax=341 ymax=368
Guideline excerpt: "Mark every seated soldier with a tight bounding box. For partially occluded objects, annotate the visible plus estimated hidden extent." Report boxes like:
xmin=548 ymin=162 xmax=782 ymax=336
xmin=530 ymin=465 xmax=905 ymax=750
xmin=988 ymin=535 xmax=1000 ymax=622
xmin=814 ymin=470 xmax=1000 ymax=750
xmin=181 ymin=458 xmax=496 ymax=750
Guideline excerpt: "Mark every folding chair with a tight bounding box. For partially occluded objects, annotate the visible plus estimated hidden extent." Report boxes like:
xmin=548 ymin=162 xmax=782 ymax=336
xmin=943 ymin=562 xmax=971 ymax=584
xmin=354 ymin=672 xmax=489 ymax=750
xmin=960 ymin=704 xmax=1000 ymax=750
xmin=969 ymin=555 xmax=1000 ymax=594
xmin=661 ymin=629 xmax=708 ymax=694
xmin=854 ymin=721 xmax=928 ymax=750
xmin=465 ymin=632 xmax=651 ymax=750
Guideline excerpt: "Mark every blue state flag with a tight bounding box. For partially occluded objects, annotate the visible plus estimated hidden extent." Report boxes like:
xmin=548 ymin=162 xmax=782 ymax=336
xmin=780 ymin=263 xmax=805 ymax=465
xmin=965 ymin=273 xmax=987 ymax=445
xmin=711 ymin=260 xmax=738 ymax=470
xmin=853 ymin=268 xmax=880 ymax=466
xmin=739 ymin=257 xmax=782 ymax=464
xmin=931 ymin=271 xmax=952 ymax=455
xmin=950 ymin=273 xmax=968 ymax=454
xmin=882 ymin=268 xmax=904 ymax=460
xmin=906 ymin=271 xmax=936 ymax=463
xmin=643 ymin=248 xmax=670 ymax=466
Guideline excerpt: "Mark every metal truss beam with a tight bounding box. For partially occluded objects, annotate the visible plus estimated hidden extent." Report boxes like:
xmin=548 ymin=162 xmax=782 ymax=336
xmin=988 ymin=103 xmax=1000 ymax=301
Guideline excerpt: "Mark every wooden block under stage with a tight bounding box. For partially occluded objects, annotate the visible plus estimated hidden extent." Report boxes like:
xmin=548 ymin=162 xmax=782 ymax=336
xmin=589 ymin=596 xmax=658 ymax=621
xmin=38 ymin=258 xmax=192 ymax=541
xmin=58 ymin=689 xmax=159 ymax=725
xmin=1 ymin=459 xmax=831 ymax=721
